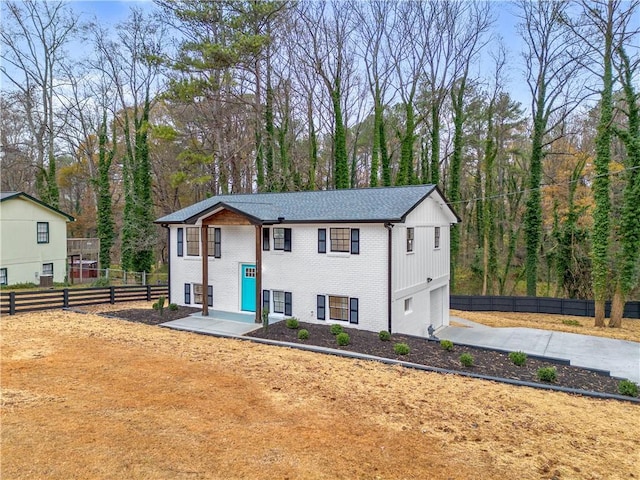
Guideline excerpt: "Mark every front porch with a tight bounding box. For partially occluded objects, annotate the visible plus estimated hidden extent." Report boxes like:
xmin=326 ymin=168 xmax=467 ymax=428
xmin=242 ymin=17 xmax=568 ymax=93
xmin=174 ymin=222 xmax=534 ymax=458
xmin=160 ymin=309 xmax=282 ymax=336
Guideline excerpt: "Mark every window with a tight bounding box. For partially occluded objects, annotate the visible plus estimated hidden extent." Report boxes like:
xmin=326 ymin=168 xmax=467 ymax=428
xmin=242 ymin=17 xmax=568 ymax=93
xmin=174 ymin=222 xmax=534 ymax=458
xmin=177 ymin=228 xmax=184 ymax=257
xmin=184 ymin=284 xmax=191 ymax=304
xmin=434 ymin=226 xmax=441 ymax=249
xmin=317 ymin=295 xmax=326 ymax=320
xmin=0 ymin=268 xmax=7 ymax=286
xmin=329 ymin=295 xmax=349 ymax=321
xmin=186 ymin=227 xmax=199 ymax=256
xmin=273 ymin=228 xmax=291 ymax=251
xmin=349 ymin=298 xmax=359 ymax=324
xmin=207 ymin=227 xmax=221 ymax=258
xmin=404 ymin=297 xmax=413 ymax=313
xmin=407 ymin=228 xmax=414 ymax=253
xmin=263 ymin=227 xmax=270 ymax=251
xmin=37 ymin=222 xmax=49 ymax=244
xmin=273 ymin=291 xmax=285 ymax=314
xmin=330 ymin=228 xmax=349 ymax=252
xmin=262 ymin=290 xmax=270 ymax=312
xmin=350 ymin=229 xmax=359 ymax=254
xmin=318 ymin=228 xmax=326 ymax=253
xmin=42 ymin=263 xmax=53 ymax=276
xmin=193 ymin=284 xmax=213 ymax=306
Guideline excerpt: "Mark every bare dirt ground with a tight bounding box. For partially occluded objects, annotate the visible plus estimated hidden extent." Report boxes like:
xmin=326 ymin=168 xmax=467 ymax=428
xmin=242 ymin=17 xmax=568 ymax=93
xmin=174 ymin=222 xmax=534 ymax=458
xmin=2 ymin=306 xmax=639 ymax=479
xmin=451 ymin=310 xmax=640 ymax=343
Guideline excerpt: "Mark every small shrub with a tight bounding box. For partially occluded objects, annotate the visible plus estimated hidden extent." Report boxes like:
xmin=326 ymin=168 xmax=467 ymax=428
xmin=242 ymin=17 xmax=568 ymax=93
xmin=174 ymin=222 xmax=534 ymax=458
xmin=618 ymin=380 xmax=638 ymax=397
xmin=330 ymin=324 xmax=344 ymax=335
xmin=562 ymin=319 xmax=582 ymax=327
xmin=298 ymin=329 xmax=309 ymax=340
xmin=459 ymin=353 xmax=474 ymax=367
xmin=152 ymin=296 xmax=166 ymax=316
xmin=393 ymin=343 xmax=410 ymax=355
xmin=168 ymin=303 xmax=179 ymax=311
xmin=262 ymin=308 xmax=270 ymax=333
xmin=537 ymin=366 xmax=557 ymax=383
xmin=509 ymin=351 xmax=527 ymax=367
xmin=440 ymin=339 xmax=454 ymax=351
xmin=91 ymin=277 xmax=110 ymax=288
xmin=285 ymin=318 xmax=299 ymax=329
xmin=336 ymin=332 xmax=350 ymax=346
xmin=379 ymin=330 xmax=391 ymax=341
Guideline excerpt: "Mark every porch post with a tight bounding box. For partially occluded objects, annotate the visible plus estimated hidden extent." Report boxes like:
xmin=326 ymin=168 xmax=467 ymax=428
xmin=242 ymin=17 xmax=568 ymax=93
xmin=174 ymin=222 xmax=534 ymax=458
xmin=201 ymin=224 xmax=209 ymax=316
xmin=255 ymin=225 xmax=262 ymax=323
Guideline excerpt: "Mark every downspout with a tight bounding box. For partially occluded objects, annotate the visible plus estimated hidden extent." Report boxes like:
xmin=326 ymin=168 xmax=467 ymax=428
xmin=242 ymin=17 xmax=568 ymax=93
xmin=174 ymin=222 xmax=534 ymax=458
xmin=162 ymin=224 xmax=171 ymax=303
xmin=385 ymin=223 xmax=394 ymax=333
xmin=255 ymin=224 xmax=262 ymax=324
xmin=201 ymin=224 xmax=209 ymax=316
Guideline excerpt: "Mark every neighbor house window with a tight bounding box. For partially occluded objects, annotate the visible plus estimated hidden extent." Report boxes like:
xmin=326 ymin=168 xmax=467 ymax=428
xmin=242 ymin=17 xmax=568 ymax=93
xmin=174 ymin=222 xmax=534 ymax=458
xmin=186 ymin=227 xmax=199 ymax=256
xmin=42 ymin=263 xmax=53 ymax=276
xmin=37 ymin=222 xmax=49 ymax=244
xmin=407 ymin=228 xmax=414 ymax=253
xmin=177 ymin=228 xmax=184 ymax=257
xmin=207 ymin=227 xmax=221 ymax=258
xmin=434 ymin=226 xmax=441 ymax=249
xmin=0 ymin=268 xmax=7 ymax=285
xmin=273 ymin=228 xmax=291 ymax=251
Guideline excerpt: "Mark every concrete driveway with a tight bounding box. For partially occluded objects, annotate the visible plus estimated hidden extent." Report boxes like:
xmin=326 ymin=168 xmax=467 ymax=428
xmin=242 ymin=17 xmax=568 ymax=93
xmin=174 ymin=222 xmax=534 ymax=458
xmin=439 ymin=317 xmax=640 ymax=383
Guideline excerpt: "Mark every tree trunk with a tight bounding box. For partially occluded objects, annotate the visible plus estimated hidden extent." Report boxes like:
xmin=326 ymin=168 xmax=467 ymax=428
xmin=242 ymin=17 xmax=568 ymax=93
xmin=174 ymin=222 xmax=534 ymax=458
xmin=594 ymin=300 xmax=606 ymax=327
xmin=608 ymin=285 xmax=624 ymax=328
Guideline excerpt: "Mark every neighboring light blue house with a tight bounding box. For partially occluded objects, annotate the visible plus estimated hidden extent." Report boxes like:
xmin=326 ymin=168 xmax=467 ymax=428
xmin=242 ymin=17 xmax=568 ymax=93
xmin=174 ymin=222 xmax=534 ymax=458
xmin=155 ymin=185 xmax=459 ymax=337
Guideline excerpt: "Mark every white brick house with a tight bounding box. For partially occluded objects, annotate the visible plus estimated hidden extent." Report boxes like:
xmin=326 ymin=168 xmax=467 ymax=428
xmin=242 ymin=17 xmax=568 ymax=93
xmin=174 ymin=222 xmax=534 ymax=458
xmin=156 ymin=185 xmax=459 ymax=337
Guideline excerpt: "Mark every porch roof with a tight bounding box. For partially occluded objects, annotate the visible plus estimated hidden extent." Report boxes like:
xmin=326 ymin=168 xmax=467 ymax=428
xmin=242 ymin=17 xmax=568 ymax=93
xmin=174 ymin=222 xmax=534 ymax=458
xmin=156 ymin=184 xmax=457 ymax=225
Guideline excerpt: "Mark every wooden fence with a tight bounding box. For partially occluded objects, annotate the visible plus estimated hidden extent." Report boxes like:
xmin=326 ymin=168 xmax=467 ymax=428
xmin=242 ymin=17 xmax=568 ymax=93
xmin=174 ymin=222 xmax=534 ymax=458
xmin=450 ymin=295 xmax=640 ymax=319
xmin=0 ymin=285 xmax=169 ymax=316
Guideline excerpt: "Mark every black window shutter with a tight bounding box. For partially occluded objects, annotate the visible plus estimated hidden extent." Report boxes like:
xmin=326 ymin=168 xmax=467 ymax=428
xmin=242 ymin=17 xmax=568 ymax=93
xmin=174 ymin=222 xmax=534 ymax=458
xmin=317 ymin=295 xmax=326 ymax=320
xmin=184 ymin=283 xmax=191 ymax=304
xmin=351 ymin=228 xmax=360 ymax=255
xmin=214 ymin=228 xmax=221 ymax=258
xmin=263 ymin=227 xmax=270 ymax=251
xmin=207 ymin=285 xmax=213 ymax=307
xmin=284 ymin=228 xmax=292 ymax=251
xmin=284 ymin=292 xmax=292 ymax=316
xmin=177 ymin=228 xmax=184 ymax=257
xmin=318 ymin=228 xmax=326 ymax=253
xmin=349 ymin=298 xmax=359 ymax=324
xmin=262 ymin=290 xmax=270 ymax=312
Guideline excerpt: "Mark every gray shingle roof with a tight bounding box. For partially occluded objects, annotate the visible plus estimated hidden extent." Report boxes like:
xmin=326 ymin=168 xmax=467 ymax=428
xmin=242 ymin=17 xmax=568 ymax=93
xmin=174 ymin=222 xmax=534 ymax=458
xmin=156 ymin=185 xmax=449 ymax=224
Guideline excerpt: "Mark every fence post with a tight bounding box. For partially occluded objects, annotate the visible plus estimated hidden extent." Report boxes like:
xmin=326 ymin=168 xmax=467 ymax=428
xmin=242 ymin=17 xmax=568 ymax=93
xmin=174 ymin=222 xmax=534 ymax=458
xmin=110 ymin=286 xmax=115 ymax=304
xmin=105 ymin=268 xmax=109 ymax=280
xmin=143 ymin=271 xmax=146 ymax=286
xmin=146 ymin=285 xmax=151 ymax=301
xmin=9 ymin=291 xmax=15 ymax=315
xmin=63 ymin=289 xmax=69 ymax=308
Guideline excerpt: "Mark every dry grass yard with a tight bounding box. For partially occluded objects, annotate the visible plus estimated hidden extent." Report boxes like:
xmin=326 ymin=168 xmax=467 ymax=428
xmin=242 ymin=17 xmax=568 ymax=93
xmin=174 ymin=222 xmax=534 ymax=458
xmin=451 ymin=309 xmax=640 ymax=343
xmin=2 ymin=306 xmax=639 ymax=479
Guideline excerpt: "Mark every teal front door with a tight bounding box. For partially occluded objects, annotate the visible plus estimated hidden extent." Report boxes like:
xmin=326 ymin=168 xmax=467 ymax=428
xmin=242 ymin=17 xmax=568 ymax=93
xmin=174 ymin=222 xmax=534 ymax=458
xmin=241 ymin=264 xmax=256 ymax=312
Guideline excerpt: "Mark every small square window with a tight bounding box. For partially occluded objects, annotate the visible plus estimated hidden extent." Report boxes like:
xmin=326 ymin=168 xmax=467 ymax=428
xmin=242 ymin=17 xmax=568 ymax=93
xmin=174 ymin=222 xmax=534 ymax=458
xmin=434 ymin=227 xmax=441 ymax=249
xmin=329 ymin=295 xmax=349 ymax=321
xmin=42 ymin=263 xmax=53 ymax=276
xmin=330 ymin=228 xmax=350 ymax=252
xmin=407 ymin=228 xmax=414 ymax=253
xmin=37 ymin=222 xmax=49 ymax=243
xmin=0 ymin=268 xmax=7 ymax=285
xmin=404 ymin=297 xmax=413 ymax=313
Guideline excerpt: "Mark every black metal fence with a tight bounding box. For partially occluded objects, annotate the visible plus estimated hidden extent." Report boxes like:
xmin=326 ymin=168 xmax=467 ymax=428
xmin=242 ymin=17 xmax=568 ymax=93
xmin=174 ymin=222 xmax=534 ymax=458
xmin=450 ymin=295 xmax=640 ymax=319
xmin=0 ymin=285 xmax=169 ymax=316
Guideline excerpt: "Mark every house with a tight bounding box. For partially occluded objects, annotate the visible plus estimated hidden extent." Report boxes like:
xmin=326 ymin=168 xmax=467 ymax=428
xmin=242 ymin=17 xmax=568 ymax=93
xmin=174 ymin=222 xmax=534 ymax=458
xmin=0 ymin=192 xmax=74 ymax=286
xmin=155 ymin=185 xmax=459 ymax=337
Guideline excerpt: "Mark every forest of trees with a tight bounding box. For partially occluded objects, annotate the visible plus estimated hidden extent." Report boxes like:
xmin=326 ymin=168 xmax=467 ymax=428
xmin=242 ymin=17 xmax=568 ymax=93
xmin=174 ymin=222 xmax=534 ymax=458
xmin=1 ymin=0 xmax=638 ymax=326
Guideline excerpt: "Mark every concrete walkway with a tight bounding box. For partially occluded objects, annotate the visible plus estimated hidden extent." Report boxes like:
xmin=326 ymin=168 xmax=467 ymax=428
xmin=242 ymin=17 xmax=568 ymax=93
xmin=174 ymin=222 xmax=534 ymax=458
xmin=161 ymin=316 xmax=261 ymax=336
xmin=439 ymin=317 xmax=640 ymax=383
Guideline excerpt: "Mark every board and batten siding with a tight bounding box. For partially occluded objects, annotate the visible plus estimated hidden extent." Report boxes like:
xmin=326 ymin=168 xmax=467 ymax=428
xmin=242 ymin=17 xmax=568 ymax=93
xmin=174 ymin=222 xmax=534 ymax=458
xmin=262 ymin=223 xmax=388 ymax=333
xmin=391 ymin=195 xmax=454 ymax=336
xmin=0 ymin=197 xmax=69 ymax=284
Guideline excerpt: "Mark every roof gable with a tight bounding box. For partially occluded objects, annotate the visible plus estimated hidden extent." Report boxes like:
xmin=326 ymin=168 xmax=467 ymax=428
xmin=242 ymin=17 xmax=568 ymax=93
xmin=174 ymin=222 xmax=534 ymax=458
xmin=156 ymin=185 xmax=459 ymax=225
xmin=0 ymin=191 xmax=75 ymax=222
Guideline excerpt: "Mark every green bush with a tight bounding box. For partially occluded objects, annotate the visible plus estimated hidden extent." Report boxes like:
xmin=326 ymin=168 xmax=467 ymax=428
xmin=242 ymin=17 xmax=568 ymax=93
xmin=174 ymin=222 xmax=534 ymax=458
xmin=537 ymin=366 xmax=557 ymax=383
xmin=330 ymin=324 xmax=344 ymax=335
xmin=285 ymin=318 xmax=299 ymax=329
xmin=168 ymin=303 xmax=179 ymax=311
xmin=298 ymin=329 xmax=310 ymax=340
xmin=440 ymin=339 xmax=454 ymax=351
xmin=562 ymin=319 xmax=582 ymax=327
xmin=336 ymin=332 xmax=350 ymax=346
xmin=0 ymin=282 xmax=38 ymax=290
xmin=262 ymin=308 xmax=270 ymax=333
xmin=618 ymin=380 xmax=638 ymax=397
xmin=152 ymin=296 xmax=166 ymax=316
xmin=379 ymin=330 xmax=391 ymax=341
xmin=393 ymin=343 xmax=410 ymax=355
xmin=459 ymin=353 xmax=474 ymax=367
xmin=509 ymin=351 xmax=527 ymax=367
xmin=91 ymin=277 xmax=110 ymax=288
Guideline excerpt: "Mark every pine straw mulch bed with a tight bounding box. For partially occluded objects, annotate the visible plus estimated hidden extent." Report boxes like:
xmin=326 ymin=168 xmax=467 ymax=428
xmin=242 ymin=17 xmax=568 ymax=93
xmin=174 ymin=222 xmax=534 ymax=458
xmin=87 ymin=303 xmax=632 ymax=397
